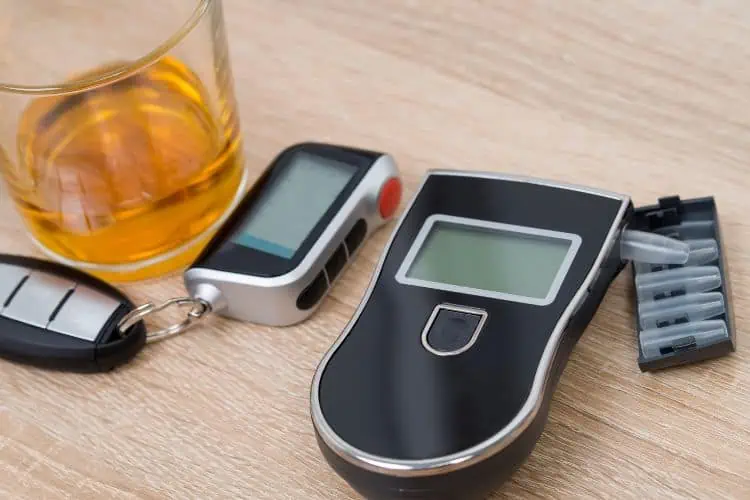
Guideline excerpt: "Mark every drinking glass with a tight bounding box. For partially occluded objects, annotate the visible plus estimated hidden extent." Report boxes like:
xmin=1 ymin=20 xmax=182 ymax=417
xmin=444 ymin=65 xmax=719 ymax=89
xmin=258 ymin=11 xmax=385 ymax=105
xmin=0 ymin=0 xmax=247 ymax=281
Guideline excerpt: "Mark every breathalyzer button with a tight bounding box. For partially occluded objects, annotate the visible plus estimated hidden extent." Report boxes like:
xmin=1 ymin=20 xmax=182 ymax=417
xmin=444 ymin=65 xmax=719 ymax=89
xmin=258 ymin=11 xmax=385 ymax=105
xmin=423 ymin=305 xmax=485 ymax=356
xmin=377 ymin=177 xmax=402 ymax=219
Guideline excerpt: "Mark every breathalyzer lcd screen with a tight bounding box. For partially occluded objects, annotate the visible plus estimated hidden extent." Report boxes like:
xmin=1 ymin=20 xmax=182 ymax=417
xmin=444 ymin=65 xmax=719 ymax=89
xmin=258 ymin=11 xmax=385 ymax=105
xmin=398 ymin=217 xmax=581 ymax=304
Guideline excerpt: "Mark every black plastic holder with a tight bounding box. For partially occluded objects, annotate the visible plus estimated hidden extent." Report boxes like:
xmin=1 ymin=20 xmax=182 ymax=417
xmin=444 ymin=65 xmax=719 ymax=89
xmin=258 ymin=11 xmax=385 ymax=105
xmin=630 ymin=196 xmax=736 ymax=371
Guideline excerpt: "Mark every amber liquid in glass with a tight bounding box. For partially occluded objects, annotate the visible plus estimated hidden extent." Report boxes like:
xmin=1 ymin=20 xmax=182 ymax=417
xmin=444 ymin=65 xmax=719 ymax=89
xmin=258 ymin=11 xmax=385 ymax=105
xmin=5 ymin=56 xmax=244 ymax=279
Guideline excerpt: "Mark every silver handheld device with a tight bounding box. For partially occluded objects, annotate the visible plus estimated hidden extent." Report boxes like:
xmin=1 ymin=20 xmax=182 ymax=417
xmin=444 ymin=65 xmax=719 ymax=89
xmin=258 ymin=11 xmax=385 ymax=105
xmin=184 ymin=142 xmax=402 ymax=326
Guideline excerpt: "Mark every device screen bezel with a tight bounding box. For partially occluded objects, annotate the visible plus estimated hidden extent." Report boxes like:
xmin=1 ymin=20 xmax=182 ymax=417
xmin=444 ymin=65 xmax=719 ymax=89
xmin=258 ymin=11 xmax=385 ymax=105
xmin=192 ymin=143 xmax=377 ymax=277
xmin=395 ymin=214 xmax=582 ymax=306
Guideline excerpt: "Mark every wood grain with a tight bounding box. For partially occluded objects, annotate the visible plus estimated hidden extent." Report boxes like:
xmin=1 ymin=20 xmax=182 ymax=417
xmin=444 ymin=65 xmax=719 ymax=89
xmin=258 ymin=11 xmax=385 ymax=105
xmin=2 ymin=1 xmax=750 ymax=498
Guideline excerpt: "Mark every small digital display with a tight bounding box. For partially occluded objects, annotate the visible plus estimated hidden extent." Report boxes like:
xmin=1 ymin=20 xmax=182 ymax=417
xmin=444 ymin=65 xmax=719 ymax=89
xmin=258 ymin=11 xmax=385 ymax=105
xmin=231 ymin=152 xmax=356 ymax=258
xmin=398 ymin=217 xmax=580 ymax=304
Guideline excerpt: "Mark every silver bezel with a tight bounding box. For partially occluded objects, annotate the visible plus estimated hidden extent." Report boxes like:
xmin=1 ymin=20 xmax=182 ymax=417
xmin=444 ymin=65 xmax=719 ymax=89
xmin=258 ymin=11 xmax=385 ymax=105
xmin=395 ymin=214 xmax=582 ymax=307
xmin=421 ymin=303 xmax=488 ymax=357
xmin=311 ymin=169 xmax=631 ymax=477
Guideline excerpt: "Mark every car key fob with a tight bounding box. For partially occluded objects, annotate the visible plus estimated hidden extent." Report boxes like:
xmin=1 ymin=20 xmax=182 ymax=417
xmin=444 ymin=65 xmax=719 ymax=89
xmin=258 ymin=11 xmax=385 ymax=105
xmin=0 ymin=254 xmax=146 ymax=373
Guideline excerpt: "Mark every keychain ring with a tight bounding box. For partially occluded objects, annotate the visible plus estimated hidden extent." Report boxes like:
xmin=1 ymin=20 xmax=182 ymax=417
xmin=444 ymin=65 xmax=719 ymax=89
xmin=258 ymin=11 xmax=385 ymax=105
xmin=118 ymin=297 xmax=211 ymax=343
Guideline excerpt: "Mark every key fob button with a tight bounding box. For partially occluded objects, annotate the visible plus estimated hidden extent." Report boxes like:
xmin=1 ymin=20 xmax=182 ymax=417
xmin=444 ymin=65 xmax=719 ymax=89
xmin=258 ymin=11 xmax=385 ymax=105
xmin=0 ymin=263 xmax=30 ymax=306
xmin=47 ymin=287 xmax=122 ymax=342
xmin=0 ymin=255 xmax=147 ymax=372
xmin=1 ymin=272 xmax=75 ymax=328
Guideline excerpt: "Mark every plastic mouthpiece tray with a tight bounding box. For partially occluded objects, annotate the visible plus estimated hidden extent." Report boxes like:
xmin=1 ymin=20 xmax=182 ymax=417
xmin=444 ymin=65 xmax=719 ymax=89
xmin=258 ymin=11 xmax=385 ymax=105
xmin=630 ymin=196 xmax=736 ymax=371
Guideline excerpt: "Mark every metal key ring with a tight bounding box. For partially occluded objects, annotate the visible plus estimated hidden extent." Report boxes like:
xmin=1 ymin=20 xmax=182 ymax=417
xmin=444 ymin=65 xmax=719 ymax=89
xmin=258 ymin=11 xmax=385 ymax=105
xmin=118 ymin=297 xmax=211 ymax=343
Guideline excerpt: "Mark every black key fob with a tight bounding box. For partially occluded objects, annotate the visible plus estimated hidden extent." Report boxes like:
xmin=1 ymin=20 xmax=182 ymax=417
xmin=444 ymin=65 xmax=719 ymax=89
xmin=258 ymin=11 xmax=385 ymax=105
xmin=0 ymin=254 xmax=146 ymax=373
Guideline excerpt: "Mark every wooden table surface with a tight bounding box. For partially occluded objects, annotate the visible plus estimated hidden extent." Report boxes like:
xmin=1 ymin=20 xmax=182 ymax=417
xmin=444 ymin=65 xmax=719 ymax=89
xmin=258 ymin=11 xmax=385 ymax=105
xmin=2 ymin=1 xmax=750 ymax=498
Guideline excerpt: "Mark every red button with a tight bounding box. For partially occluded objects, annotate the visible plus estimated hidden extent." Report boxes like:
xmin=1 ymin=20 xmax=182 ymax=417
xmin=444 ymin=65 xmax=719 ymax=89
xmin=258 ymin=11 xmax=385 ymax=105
xmin=378 ymin=177 xmax=402 ymax=219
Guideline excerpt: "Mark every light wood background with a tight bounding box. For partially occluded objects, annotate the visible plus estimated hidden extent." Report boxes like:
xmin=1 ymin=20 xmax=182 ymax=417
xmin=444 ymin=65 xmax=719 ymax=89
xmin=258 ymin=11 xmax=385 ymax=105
xmin=2 ymin=1 xmax=750 ymax=498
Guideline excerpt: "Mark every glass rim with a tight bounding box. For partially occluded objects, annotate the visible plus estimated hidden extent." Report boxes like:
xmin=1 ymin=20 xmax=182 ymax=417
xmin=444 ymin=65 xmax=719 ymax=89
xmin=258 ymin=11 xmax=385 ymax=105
xmin=0 ymin=0 xmax=213 ymax=96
